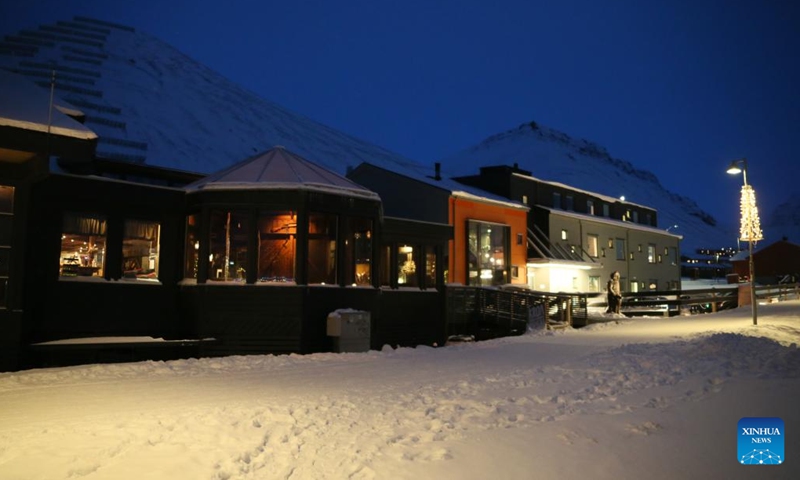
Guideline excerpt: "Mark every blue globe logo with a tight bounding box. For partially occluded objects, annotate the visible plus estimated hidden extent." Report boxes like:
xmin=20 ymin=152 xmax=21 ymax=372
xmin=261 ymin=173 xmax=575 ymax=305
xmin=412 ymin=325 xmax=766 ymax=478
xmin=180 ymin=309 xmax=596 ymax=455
xmin=740 ymin=449 xmax=783 ymax=465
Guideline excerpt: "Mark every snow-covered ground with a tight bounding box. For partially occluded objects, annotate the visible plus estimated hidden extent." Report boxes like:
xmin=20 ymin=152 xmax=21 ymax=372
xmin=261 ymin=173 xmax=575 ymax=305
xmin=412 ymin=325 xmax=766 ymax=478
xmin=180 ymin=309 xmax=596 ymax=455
xmin=1 ymin=301 xmax=798 ymax=480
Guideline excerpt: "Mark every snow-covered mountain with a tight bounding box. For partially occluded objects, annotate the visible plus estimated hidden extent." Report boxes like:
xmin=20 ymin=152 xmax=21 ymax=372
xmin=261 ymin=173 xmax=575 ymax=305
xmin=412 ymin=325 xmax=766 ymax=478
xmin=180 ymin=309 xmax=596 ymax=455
xmin=0 ymin=16 xmax=745 ymax=251
xmin=439 ymin=122 xmax=737 ymax=251
xmin=0 ymin=17 xmax=425 ymax=176
xmin=764 ymin=193 xmax=800 ymax=244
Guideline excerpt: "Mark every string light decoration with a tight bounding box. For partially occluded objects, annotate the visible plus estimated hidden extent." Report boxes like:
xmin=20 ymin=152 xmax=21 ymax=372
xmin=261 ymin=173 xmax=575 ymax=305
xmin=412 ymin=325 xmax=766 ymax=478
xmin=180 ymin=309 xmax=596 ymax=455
xmin=739 ymin=184 xmax=763 ymax=242
xmin=726 ymin=158 xmax=760 ymax=326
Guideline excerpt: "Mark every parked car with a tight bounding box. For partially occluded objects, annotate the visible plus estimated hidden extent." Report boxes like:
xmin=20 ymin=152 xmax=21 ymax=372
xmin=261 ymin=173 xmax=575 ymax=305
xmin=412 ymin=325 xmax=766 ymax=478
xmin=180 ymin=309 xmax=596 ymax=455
xmin=622 ymin=296 xmax=670 ymax=316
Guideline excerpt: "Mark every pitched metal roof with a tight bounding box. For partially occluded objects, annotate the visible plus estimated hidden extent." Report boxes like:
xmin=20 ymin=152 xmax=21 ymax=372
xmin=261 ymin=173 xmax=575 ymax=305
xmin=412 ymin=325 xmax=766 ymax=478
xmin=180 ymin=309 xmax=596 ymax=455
xmin=185 ymin=146 xmax=380 ymax=200
xmin=0 ymin=70 xmax=97 ymax=141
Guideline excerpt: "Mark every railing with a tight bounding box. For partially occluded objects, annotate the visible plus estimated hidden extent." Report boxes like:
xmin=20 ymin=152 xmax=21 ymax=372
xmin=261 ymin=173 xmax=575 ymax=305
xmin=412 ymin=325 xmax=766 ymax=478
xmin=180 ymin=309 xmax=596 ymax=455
xmin=755 ymin=283 xmax=800 ymax=303
xmin=445 ymin=286 xmax=580 ymax=340
xmin=445 ymin=283 xmax=800 ymax=339
xmin=587 ymin=282 xmax=799 ymax=320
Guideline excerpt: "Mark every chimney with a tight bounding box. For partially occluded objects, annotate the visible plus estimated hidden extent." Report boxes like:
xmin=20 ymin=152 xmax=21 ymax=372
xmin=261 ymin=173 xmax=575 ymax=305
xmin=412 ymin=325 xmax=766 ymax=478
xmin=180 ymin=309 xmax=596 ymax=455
xmin=434 ymin=162 xmax=441 ymax=180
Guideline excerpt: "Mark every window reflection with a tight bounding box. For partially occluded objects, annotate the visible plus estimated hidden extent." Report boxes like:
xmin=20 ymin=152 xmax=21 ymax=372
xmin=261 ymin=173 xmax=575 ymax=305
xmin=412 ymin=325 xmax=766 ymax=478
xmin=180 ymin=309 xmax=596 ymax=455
xmin=209 ymin=210 xmax=249 ymax=282
xmin=258 ymin=211 xmax=296 ymax=283
xmin=122 ymin=219 xmax=160 ymax=281
xmin=308 ymin=213 xmax=337 ymax=284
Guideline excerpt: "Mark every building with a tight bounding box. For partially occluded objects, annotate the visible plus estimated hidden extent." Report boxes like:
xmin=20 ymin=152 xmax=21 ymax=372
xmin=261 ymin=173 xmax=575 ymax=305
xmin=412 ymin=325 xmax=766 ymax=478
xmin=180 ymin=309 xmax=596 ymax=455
xmin=0 ymin=69 xmax=100 ymax=371
xmin=453 ymin=164 xmax=682 ymax=293
xmin=0 ymin=67 xmax=685 ymax=372
xmin=347 ymin=162 xmax=530 ymax=288
xmin=730 ymin=238 xmax=800 ymax=284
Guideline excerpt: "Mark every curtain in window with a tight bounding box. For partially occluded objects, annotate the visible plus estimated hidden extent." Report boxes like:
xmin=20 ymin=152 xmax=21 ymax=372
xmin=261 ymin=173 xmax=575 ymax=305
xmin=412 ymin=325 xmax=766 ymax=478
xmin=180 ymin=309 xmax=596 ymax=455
xmin=62 ymin=213 xmax=106 ymax=235
xmin=124 ymin=219 xmax=158 ymax=239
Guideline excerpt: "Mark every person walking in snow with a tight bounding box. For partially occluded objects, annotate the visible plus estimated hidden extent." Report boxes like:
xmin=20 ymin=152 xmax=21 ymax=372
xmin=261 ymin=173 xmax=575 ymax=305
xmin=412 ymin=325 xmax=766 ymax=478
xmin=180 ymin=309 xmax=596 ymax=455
xmin=606 ymin=271 xmax=622 ymax=314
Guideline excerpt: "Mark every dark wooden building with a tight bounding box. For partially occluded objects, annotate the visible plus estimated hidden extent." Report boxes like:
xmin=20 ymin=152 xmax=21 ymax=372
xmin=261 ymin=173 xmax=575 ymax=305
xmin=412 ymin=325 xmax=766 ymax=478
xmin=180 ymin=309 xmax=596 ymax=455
xmin=731 ymin=238 xmax=800 ymax=284
xmin=2 ymin=137 xmax=456 ymax=370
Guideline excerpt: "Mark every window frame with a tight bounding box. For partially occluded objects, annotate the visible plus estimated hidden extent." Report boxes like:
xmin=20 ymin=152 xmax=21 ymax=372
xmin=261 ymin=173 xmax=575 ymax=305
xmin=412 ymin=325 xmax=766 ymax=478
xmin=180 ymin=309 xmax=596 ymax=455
xmin=121 ymin=218 xmax=162 ymax=282
xmin=59 ymin=212 xmax=108 ymax=279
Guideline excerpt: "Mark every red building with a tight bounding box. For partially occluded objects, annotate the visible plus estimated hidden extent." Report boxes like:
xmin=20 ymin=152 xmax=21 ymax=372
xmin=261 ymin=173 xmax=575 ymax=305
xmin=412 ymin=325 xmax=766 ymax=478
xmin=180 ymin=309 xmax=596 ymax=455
xmin=731 ymin=238 xmax=800 ymax=284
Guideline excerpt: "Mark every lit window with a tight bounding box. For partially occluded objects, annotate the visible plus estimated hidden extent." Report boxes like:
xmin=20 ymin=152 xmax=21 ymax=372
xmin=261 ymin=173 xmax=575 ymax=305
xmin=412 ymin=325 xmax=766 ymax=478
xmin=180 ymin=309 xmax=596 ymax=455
xmin=398 ymin=244 xmax=417 ymax=287
xmin=561 ymin=229 xmax=568 ymax=241
xmin=467 ymin=220 xmax=509 ymax=286
xmin=122 ymin=219 xmax=161 ymax=281
xmin=647 ymin=244 xmax=656 ymax=264
xmin=209 ymin=210 xmax=249 ymax=282
xmin=587 ymin=234 xmax=599 ymax=257
xmin=258 ymin=211 xmax=297 ymax=283
xmin=60 ymin=213 xmax=106 ymax=278
xmin=345 ymin=217 xmax=372 ymax=286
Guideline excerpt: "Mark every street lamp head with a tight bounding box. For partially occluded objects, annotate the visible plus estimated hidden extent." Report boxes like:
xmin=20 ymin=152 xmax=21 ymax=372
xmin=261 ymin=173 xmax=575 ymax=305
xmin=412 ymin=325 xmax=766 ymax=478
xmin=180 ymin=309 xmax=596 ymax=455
xmin=726 ymin=158 xmax=746 ymax=175
xmin=726 ymin=165 xmax=742 ymax=175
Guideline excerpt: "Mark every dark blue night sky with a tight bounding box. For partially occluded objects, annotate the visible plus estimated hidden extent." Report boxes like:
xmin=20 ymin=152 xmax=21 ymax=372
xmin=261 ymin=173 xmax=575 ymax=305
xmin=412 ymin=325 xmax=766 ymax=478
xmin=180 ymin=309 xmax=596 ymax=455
xmin=2 ymin=0 xmax=798 ymax=228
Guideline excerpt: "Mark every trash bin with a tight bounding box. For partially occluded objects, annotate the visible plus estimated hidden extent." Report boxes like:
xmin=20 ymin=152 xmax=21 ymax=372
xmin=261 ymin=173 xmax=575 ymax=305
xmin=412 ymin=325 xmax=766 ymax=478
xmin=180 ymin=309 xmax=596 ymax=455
xmin=327 ymin=309 xmax=371 ymax=353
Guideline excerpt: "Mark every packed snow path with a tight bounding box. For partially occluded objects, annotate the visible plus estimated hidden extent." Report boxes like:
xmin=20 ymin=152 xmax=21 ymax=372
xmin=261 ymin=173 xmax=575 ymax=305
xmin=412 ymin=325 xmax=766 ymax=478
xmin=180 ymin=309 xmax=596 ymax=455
xmin=1 ymin=302 xmax=798 ymax=479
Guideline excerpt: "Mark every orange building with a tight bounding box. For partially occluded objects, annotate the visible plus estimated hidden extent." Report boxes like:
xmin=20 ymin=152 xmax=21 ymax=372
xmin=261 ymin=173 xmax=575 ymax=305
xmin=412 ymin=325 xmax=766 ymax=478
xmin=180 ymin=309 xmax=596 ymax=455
xmin=449 ymin=193 xmax=529 ymax=286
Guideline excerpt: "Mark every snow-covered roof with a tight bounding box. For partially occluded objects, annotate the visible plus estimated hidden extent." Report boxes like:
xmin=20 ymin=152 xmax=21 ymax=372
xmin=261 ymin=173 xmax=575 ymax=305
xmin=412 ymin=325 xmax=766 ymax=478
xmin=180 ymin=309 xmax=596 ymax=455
xmin=185 ymin=146 xmax=380 ymax=200
xmin=729 ymin=251 xmax=749 ymax=261
xmin=512 ymin=172 xmax=652 ymax=210
xmin=0 ymin=70 xmax=97 ymax=141
xmin=538 ymin=206 xmax=683 ymax=239
xmin=357 ymin=161 xmax=529 ymax=211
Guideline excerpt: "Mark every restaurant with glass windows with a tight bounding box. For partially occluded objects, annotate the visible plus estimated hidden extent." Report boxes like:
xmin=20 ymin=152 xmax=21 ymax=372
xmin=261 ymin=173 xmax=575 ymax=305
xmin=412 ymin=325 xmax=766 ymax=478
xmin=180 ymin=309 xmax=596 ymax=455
xmin=182 ymin=202 xmax=379 ymax=287
xmin=176 ymin=147 xmax=385 ymax=357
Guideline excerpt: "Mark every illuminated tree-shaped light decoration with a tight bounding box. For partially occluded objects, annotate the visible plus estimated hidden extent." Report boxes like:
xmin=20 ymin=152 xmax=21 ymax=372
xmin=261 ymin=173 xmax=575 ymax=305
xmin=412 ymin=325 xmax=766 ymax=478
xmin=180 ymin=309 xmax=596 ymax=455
xmin=739 ymin=185 xmax=763 ymax=242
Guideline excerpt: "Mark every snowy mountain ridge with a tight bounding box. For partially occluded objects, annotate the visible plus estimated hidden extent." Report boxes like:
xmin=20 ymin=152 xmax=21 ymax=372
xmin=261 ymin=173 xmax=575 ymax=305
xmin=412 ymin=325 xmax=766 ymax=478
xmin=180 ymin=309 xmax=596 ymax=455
xmin=440 ymin=121 xmax=732 ymax=250
xmin=0 ymin=16 xmax=774 ymax=251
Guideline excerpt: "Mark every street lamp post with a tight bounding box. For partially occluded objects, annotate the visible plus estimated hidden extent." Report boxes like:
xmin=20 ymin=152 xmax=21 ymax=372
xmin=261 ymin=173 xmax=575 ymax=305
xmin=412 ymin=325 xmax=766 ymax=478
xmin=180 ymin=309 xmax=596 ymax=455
xmin=726 ymin=158 xmax=763 ymax=325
